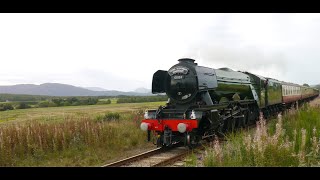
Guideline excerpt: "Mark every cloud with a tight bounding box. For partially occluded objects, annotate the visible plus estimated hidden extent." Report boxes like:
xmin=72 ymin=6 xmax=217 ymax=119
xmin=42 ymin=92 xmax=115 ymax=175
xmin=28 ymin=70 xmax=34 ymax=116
xmin=180 ymin=15 xmax=288 ymax=81
xmin=1 ymin=14 xmax=320 ymax=89
xmin=0 ymin=69 xmax=148 ymax=92
xmin=192 ymin=44 xmax=287 ymax=74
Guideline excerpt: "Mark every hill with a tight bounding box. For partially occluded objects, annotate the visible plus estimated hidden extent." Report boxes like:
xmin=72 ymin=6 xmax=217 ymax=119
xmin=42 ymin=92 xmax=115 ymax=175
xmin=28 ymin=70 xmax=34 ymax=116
xmin=0 ymin=83 xmax=152 ymax=96
xmin=84 ymin=87 xmax=108 ymax=91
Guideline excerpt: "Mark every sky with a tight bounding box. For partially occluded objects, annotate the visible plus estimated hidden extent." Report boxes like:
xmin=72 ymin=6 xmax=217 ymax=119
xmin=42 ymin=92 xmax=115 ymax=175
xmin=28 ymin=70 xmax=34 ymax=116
xmin=0 ymin=13 xmax=320 ymax=91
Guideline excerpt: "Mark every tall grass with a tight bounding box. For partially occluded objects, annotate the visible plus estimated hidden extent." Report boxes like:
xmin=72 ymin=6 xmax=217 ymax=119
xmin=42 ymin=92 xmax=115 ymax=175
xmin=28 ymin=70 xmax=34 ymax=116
xmin=201 ymin=103 xmax=320 ymax=167
xmin=0 ymin=109 xmax=148 ymax=166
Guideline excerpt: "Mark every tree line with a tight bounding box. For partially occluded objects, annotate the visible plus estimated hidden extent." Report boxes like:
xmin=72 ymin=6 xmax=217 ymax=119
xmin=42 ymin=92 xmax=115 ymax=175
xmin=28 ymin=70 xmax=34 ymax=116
xmin=116 ymin=95 xmax=167 ymax=103
xmin=0 ymin=95 xmax=167 ymax=111
xmin=0 ymin=97 xmax=106 ymax=111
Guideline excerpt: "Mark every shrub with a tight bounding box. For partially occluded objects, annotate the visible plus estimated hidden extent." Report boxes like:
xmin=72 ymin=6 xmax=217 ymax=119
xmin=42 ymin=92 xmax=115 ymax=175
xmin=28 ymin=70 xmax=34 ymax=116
xmin=0 ymin=103 xmax=14 ymax=111
xmin=104 ymin=112 xmax=120 ymax=121
xmin=95 ymin=112 xmax=120 ymax=122
xmin=16 ymin=102 xmax=31 ymax=109
xmin=38 ymin=101 xmax=49 ymax=108
xmin=38 ymin=101 xmax=57 ymax=108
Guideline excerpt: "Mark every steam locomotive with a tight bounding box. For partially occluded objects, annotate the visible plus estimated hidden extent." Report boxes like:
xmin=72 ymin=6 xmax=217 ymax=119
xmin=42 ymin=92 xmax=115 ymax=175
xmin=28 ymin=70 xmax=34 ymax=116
xmin=140 ymin=58 xmax=319 ymax=148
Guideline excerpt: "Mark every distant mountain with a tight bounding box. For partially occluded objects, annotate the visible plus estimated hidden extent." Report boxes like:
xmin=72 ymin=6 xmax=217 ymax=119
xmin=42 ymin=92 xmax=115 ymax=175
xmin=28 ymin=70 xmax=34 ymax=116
xmin=0 ymin=83 xmax=153 ymax=96
xmin=134 ymin=87 xmax=151 ymax=93
xmin=84 ymin=87 xmax=108 ymax=91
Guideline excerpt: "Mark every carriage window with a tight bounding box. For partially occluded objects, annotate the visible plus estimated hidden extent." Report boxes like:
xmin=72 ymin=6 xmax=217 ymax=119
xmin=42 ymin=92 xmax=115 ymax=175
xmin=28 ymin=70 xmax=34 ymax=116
xmin=284 ymin=87 xmax=287 ymax=95
xmin=285 ymin=86 xmax=287 ymax=95
xmin=289 ymin=87 xmax=291 ymax=95
xmin=288 ymin=87 xmax=290 ymax=95
xmin=286 ymin=87 xmax=288 ymax=95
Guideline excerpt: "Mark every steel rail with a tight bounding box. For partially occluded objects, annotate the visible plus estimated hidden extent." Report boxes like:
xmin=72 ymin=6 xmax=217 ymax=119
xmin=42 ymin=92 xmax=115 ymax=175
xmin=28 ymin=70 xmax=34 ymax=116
xmin=102 ymin=147 xmax=163 ymax=167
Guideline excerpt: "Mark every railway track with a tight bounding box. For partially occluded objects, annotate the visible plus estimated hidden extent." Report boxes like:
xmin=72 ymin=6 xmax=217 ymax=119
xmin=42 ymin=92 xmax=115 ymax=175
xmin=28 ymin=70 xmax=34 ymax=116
xmin=102 ymin=146 xmax=189 ymax=167
xmin=102 ymin=139 xmax=223 ymax=167
xmin=101 ymin=120 xmax=265 ymax=167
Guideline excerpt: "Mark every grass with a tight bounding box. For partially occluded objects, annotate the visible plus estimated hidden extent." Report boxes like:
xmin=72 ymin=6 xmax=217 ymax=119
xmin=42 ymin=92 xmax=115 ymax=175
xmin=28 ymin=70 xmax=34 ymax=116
xmin=190 ymin=99 xmax=320 ymax=167
xmin=185 ymin=152 xmax=198 ymax=167
xmin=0 ymin=101 xmax=165 ymax=166
xmin=0 ymin=101 xmax=165 ymax=124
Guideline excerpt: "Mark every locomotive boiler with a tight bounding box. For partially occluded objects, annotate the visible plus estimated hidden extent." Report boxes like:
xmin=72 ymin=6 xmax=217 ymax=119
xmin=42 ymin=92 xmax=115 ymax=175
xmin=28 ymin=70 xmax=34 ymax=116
xmin=141 ymin=58 xmax=319 ymax=148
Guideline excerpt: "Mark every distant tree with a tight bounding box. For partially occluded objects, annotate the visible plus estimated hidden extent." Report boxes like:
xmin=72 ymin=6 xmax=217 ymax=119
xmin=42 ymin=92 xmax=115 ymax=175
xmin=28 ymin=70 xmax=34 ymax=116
xmin=48 ymin=101 xmax=57 ymax=107
xmin=0 ymin=103 xmax=14 ymax=111
xmin=52 ymin=98 xmax=63 ymax=106
xmin=303 ymin=83 xmax=310 ymax=87
xmin=17 ymin=102 xmax=31 ymax=109
xmin=72 ymin=101 xmax=80 ymax=106
xmin=63 ymin=101 xmax=71 ymax=106
xmin=116 ymin=95 xmax=168 ymax=104
xmin=38 ymin=101 xmax=50 ymax=108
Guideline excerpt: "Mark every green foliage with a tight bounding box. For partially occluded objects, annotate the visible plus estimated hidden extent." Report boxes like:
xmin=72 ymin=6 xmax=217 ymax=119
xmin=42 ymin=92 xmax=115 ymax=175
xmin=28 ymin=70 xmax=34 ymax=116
xmin=116 ymin=95 xmax=167 ymax=104
xmin=200 ymin=105 xmax=320 ymax=167
xmin=0 ymin=94 xmax=49 ymax=102
xmin=96 ymin=99 xmax=111 ymax=105
xmin=0 ymin=94 xmax=165 ymax=112
xmin=0 ymin=103 xmax=14 ymax=111
xmin=185 ymin=152 xmax=198 ymax=167
xmin=37 ymin=97 xmax=99 ymax=108
xmin=38 ymin=101 xmax=57 ymax=108
xmin=16 ymin=102 xmax=31 ymax=109
xmin=95 ymin=112 xmax=120 ymax=122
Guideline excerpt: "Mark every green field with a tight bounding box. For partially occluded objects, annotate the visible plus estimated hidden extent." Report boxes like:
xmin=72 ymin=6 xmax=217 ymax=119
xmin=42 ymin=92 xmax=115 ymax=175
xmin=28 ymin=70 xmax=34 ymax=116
xmin=0 ymin=101 xmax=165 ymax=124
xmin=0 ymin=101 xmax=166 ymax=166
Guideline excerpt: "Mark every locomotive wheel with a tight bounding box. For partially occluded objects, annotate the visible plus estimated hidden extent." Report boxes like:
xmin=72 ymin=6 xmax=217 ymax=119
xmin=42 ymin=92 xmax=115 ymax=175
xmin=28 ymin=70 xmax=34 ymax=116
xmin=186 ymin=133 xmax=199 ymax=149
xmin=184 ymin=133 xmax=190 ymax=146
xmin=226 ymin=118 xmax=236 ymax=132
xmin=231 ymin=118 xmax=236 ymax=132
xmin=239 ymin=111 xmax=247 ymax=128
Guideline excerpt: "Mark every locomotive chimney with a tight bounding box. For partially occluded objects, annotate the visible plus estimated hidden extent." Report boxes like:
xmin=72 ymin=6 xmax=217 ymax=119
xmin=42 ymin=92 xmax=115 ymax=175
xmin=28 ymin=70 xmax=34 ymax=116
xmin=178 ymin=58 xmax=197 ymax=65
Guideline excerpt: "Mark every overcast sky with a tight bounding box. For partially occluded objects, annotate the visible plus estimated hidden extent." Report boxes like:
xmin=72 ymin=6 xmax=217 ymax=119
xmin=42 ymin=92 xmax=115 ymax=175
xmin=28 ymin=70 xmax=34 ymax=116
xmin=0 ymin=13 xmax=320 ymax=91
